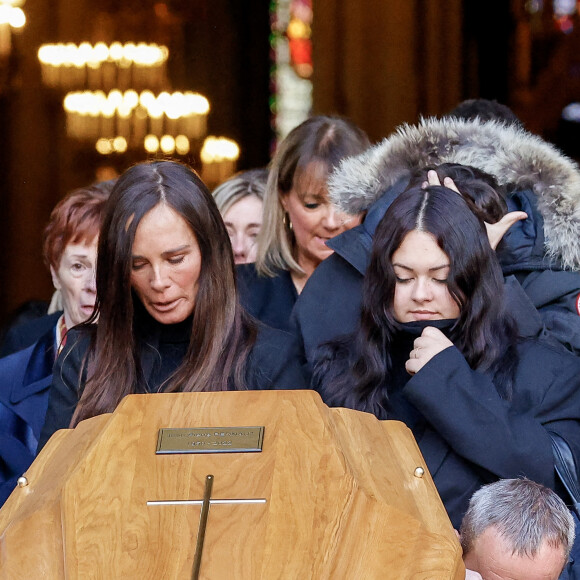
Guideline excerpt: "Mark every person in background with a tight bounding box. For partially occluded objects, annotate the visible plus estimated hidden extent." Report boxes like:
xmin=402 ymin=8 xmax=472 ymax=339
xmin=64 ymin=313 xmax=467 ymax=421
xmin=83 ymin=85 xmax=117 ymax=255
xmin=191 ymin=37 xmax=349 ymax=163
xmin=212 ymin=168 xmax=267 ymax=264
xmin=37 ymin=160 xmax=305 ymax=452
xmin=447 ymin=97 xmax=524 ymax=127
xmin=460 ymin=479 xmax=575 ymax=580
xmin=236 ymin=115 xmax=370 ymax=332
xmin=0 ymin=181 xmax=113 ymax=505
xmin=0 ymin=182 xmax=115 ymax=357
xmin=313 ymin=185 xmax=580 ymax=530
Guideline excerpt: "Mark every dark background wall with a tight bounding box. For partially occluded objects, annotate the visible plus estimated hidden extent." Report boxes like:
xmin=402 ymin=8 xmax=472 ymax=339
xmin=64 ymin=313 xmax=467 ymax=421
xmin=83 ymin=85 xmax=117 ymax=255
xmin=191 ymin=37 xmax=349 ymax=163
xmin=0 ymin=0 xmax=272 ymax=326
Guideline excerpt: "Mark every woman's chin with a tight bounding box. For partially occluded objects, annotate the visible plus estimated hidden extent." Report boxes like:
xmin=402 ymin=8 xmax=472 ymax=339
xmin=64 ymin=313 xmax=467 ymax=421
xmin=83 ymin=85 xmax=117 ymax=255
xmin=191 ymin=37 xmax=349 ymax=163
xmin=311 ymin=246 xmax=334 ymax=264
xmin=145 ymin=301 xmax=193 ymax=325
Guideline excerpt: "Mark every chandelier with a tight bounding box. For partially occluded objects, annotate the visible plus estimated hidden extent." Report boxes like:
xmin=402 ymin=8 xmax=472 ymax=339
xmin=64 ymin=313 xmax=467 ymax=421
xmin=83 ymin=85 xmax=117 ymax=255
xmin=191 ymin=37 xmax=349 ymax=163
xmin=0 ymin=0 xmax=25 ymax=57
xmin=35 ymin=12 xmax=241 ymax=183
xmin=63 ymin=89 xmax=209 ymax=151
xmin=200 ymin=136 xmax=241 ymax=187
xmin=37 ymin=40 xmax=219 ymax=160
xmin=37 ymin=42 xmax=168 ymax=92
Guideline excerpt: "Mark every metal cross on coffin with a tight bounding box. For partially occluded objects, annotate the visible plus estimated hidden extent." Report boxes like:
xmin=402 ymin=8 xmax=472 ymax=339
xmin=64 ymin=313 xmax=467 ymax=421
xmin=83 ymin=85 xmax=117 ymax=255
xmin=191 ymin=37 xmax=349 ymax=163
xmin=147 ymin=474 xmax=267 ymax=580
xmin=149 ymin=427 xmax=267 ymax=579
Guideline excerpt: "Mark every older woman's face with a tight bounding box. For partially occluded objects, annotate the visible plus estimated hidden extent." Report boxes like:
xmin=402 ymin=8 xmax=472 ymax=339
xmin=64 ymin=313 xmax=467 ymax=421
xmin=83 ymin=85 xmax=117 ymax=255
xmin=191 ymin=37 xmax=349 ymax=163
xmin=391 ymin=230 xmax=460 ymax=322
xmin=280 ymin=161 xmax=361 ymax=275
xmin=130 ymin=203 xmax=201 ymax=325
xmin=50 ymin=238 xmax=98 ymax=328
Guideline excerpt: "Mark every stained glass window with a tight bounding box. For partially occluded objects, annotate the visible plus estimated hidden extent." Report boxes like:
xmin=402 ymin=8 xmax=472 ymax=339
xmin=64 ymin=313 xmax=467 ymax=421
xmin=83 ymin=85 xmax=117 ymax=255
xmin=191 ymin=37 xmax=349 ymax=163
xmin=269 ymin=0 xmax=313 ymax=146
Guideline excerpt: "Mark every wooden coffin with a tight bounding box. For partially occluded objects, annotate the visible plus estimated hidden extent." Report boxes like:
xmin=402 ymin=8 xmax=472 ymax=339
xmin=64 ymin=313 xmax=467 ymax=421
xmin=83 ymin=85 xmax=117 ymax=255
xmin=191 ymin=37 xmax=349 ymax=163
xmin=0 ymin=390 xmax=463 ymax=579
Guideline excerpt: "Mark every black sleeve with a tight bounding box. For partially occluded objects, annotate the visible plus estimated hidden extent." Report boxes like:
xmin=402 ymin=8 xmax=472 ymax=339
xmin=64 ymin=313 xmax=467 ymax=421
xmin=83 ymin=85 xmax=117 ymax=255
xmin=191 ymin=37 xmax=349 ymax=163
xmin=290 ymin=253 xmax=363 ymax=373
xmin=404 ymin=343 xmax=580 ymax=489
xmin=37 ymin=330 xmax=90 ymax=452
xmin=244 ymin=326 xmax=308 ymax=390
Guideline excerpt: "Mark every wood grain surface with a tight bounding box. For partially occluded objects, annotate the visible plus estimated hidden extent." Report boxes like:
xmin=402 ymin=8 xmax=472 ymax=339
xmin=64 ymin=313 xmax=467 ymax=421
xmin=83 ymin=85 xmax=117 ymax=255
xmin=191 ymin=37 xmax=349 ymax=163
xmin=0 ymin=390 xmax=463 ymax=579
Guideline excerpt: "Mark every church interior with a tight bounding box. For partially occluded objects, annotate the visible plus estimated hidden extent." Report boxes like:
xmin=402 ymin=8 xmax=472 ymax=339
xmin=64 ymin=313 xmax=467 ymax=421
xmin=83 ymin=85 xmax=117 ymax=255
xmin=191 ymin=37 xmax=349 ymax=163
xmin=0 ymin=0 xmax=578 ymax=326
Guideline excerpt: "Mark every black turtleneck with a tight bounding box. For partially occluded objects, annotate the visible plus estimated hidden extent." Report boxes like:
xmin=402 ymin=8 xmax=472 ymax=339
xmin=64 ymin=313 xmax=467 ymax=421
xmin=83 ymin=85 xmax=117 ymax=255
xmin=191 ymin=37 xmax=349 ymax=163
xmin=133 ymin=301 xmax=192 ymax=393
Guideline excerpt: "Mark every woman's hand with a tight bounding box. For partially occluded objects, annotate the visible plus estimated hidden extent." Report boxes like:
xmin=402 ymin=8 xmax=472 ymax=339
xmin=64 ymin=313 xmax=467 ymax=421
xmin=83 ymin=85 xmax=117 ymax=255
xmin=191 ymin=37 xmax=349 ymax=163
xmin=423 ymin=169 xmax=528 ymax=249
xmin=405 ymin=326 xmax=453 ymax=375
xmin=484 ymin=212 xmax=528 ymax=250
xmin=424 ymin=169 xmax=461 ymax=193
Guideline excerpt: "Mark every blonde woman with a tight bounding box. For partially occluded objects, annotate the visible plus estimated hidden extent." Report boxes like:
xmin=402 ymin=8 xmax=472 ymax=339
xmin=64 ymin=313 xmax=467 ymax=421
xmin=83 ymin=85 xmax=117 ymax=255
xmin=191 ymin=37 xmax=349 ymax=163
xmin=237 ymin=115 xmax=370 ymax=331
xmin=212 ymin=168 xmax=267 ymax=264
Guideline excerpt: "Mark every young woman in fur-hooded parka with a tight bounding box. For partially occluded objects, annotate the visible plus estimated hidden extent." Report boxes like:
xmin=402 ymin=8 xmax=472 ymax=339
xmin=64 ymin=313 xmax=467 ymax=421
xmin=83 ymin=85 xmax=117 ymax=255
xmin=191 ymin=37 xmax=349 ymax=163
xmin=311 ymin=184 xmax=580 ymax=530
xmin=293 ymin=116 xmax=580 ymax=371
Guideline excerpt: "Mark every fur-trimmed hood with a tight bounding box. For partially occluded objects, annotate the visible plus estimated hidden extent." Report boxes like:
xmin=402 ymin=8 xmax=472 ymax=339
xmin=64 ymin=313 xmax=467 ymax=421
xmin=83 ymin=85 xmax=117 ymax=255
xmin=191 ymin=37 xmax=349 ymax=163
xmin=328 ymin=117 xmax=580 ymax=270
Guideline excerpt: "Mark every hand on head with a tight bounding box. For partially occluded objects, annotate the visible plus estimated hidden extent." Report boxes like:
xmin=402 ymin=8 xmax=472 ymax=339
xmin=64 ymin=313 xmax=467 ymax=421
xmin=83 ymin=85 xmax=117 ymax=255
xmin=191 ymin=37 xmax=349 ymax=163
xmin=423 ymin=170 xmax=527 ymax=249
xmin=424 ymin=169 xmax=461 ymax=193
xmin=405 ymin=326 xmax=453 ymax=375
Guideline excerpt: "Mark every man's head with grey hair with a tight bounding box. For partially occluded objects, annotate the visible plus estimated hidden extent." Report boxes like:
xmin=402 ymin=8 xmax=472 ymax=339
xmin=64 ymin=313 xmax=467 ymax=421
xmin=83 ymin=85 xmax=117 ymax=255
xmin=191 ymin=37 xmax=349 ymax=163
xmin=460 ymin=478 xmax=575 ymax=580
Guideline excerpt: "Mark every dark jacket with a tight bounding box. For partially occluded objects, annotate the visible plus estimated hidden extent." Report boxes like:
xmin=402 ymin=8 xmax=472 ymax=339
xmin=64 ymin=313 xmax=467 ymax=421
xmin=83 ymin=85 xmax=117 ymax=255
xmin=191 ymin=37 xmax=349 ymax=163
xmin=0 ymin=312 xmax=61 ymax=358
xmin=314 ymin=323 xmax=580 ymax=528
xmin=0 ymin=325 xmax=57 ymax=505
xmin=293 ymin=118 xmax=580 ymax=369
xmin=38 ymin=313 xmax=306 ymax=451
xmin=237 ymin=263 xmax=298 ymax=332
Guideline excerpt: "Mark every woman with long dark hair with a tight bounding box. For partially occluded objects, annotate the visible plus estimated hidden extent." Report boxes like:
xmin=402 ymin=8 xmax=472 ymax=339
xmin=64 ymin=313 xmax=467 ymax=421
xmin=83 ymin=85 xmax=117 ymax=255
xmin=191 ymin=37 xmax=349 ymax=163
xmin=38 ymin=161 xmax=305 ymax=447
xmin=313 ymin=184 xmax=580 ymax=528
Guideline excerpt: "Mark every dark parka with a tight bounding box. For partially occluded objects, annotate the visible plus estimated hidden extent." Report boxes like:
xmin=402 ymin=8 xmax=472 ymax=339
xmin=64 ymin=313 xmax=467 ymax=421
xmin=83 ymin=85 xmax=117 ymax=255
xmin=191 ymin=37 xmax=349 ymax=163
xmin=292 ymin=117 xmax=580 ymax=372
xmin=314 ymin=322 xmax=580 ymax=528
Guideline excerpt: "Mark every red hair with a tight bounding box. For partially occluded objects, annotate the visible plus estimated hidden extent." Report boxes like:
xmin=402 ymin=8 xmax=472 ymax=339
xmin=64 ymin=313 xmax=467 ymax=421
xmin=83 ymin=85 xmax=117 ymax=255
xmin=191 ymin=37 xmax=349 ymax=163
xmin=43 ymin=181 xmax=114 ymax=270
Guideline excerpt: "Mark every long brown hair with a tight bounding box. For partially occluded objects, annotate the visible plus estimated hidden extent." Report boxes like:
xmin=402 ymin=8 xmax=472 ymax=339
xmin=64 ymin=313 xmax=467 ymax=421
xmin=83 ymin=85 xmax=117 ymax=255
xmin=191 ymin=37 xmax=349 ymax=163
xmin=71 ymin=161 xmax=256 ymax=426
xmin=256 ymin=115 xmax=370 ymax=276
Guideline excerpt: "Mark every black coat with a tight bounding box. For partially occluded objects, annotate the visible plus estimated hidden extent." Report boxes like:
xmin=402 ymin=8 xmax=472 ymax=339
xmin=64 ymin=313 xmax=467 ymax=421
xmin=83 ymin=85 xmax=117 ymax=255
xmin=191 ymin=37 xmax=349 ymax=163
xmin=38 ymin=313 xmax=306 ymax=450
xmin=236 ymin=263 xmax=298 ymax=332
xmin=314 ymin=324 xmax=580 ymax=528
xmin=292 ymin=185 xmax=580 ymax=374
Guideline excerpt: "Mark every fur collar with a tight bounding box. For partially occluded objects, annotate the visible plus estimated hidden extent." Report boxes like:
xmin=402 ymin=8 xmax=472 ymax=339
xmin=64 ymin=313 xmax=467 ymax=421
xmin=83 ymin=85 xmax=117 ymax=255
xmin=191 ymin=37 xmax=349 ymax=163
xmin=328 ymin=117 xmax=580 ymax=270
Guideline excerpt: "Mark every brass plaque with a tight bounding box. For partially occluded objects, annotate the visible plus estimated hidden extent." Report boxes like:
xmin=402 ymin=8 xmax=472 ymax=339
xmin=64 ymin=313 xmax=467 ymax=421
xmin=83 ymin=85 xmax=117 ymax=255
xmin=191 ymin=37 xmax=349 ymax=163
xmin=156 ymin=426 xmax=264 ymax=454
